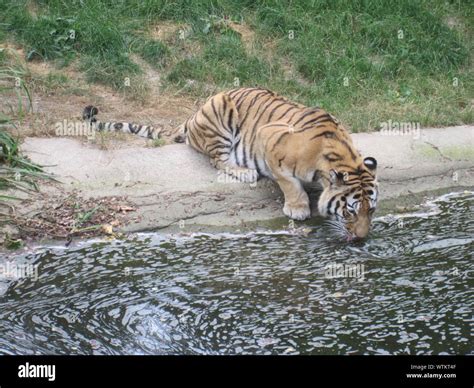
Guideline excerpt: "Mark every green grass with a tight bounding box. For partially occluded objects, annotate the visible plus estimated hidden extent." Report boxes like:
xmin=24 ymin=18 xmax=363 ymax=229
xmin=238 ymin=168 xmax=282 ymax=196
xmin=131 ymin=36 xmax=169 ymax=68
xmin=0 ymin=129 xmax=53 ymax=198
xmin=0 ymin=57 xmax=53 ymax=217
xmin=0 ymin=48 xmax=33 ymax=118
xmin=151 ymin=138 xmax=166 ymax=147
xmin=0 ymin=124 xmax=54 ymax=250
xmin=0 ymin=0 xmax=472 ymax=130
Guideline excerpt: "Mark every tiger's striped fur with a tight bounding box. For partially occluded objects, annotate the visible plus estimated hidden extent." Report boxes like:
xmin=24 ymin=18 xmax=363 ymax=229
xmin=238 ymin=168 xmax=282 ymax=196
xmin=183 ymin=87 xmax=378 ymax=240
xmin=82 ymin=106 xmax=184 ymax=142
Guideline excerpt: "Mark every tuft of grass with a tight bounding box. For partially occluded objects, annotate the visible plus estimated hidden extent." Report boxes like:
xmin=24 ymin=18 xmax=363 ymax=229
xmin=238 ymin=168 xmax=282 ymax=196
xmin=131 ymin=36 xmax=169 ymax=68
xmin=0 ymin=130 xmax=53 ymax=194
xmin=167 ymin=32 xmax=276 ymax=92
xmin=4 ymin=235 xmax=22 ymax=249
xmin=0 ymin=50 xmax=33 ymax=118
xmin=80 ymin=53 xmax=141 ymax=89
xmin=151 ymin=138 xmax=166 ymax=147
xmin=29 ymin=71 xmax=70 ymax=93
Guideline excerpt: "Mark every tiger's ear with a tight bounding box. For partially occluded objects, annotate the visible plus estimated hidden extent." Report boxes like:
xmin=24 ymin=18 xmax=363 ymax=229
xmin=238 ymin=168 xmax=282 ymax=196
xmin=364 ymin=157 xmax=377 ymax=172
xmin=329 ymin=169 xmax=346 ymax=186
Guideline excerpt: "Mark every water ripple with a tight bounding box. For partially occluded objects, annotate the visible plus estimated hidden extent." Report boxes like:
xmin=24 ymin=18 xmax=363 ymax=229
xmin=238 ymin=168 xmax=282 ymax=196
xmin=0 ymin=192 xmax=472 ymax=354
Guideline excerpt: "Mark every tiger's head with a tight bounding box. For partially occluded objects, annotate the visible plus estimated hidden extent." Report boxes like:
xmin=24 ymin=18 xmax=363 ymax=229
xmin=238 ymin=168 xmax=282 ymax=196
xmin=318 ymin=157 xmax=378 ymax=241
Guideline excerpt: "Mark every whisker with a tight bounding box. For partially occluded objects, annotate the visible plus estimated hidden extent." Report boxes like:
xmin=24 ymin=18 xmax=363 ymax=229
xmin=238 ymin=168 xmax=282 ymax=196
xmin=325 ymin=219 xmax=352 ymax=240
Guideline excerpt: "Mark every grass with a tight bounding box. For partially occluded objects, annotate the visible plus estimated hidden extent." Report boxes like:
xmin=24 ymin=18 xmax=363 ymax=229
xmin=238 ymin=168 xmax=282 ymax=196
xmin=0 ymin=0 xmax=472 ymax=130
xmin=0 ymin=54 xmax=53 ymax=231
xmin=151 ymin=138 xmax=166 ymax=147
xmin=0 ymin=120 xmax=55 ymax=249
xmin=0 ymin=130 xmax=53 ymax=194
xmin=0 ymin=47 xmax=33 ymax=118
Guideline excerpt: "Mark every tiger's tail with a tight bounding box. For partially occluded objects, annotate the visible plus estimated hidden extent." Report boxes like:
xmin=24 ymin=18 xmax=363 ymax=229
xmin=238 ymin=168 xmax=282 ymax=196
xmin=82 ymin=105 xmax=185 ymax=143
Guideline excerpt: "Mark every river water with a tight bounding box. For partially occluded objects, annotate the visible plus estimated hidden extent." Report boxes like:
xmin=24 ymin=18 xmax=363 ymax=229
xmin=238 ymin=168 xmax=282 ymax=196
xmin=0 ymin=191 xmax=472 ymax=355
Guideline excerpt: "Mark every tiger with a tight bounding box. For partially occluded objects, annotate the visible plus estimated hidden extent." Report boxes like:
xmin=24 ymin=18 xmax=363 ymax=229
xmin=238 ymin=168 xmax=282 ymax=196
xmin=82 ymin=87 xmax=378 ymax=241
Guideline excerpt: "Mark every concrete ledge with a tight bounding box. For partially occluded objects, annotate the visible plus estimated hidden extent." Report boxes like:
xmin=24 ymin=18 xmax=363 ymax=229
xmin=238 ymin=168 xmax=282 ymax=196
xmin=21 ymin=125 xmax=474 ymax=231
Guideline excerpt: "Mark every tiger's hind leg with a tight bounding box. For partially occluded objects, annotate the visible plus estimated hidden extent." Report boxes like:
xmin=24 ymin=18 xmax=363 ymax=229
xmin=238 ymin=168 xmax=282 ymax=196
xmin=186 ymin=92 xmax=258 ymax=183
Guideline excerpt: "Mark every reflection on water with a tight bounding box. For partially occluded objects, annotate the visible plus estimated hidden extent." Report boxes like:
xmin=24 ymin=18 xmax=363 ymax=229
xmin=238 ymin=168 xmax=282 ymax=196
xmin=0 ymin=192 xmax=472 ymax=355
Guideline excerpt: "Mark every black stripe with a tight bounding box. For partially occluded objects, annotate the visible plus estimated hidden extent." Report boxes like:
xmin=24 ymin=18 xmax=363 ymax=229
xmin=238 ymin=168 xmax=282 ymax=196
xmin=228 ymin=88 xmax=243 ymax=99
xmin=251 ymin=92 xmax=276 ymax=117
xmin=211 ymin=98 xmax=220 ymax=122
xmin=252 ymin=95 xmax=281 ymax=132
xmin=222 ymin=97 xmax=228 ymax=128
xmin=242 ymin=133 xmax=248 ymax=167
xmin=270 ymin=131 xmax=290 ymax=152
xmin=188 ymin=129 xmax=200 ymax=148
xmin=300 ymin=114 xmax=332 ymax=129
xmin=213 ymin=98 xmax=228 ymax=134
xmin=247 ymin=96 xmax=281 ymax=160
xmin=254 ymin=158 xmax=262 ymax=176
xmin=196 ymin=115 xmax=232 ymax=144
xmin=195 ymin=123 xmax=232 ymax=146
xmin=312 ymin=170 xmax=322 ymax=181
xmin=292 ymin=109 xmax=322 ymax=127
xmin=287 ymin=109 xmax=300 ymax=122
xmin=275 ymin=105 xmax=299 ymax=121
xmin=327 ymin=194 xmax=337 ymax=213
xmin=267 ymin=101 xmax=290 ymax=121
xmin=239 ymin=91 xmax=271 ymax=127
xmin=310 ymin=131 xmax=335 ymax=140
xmin=341 ymin=139 xmax=357 ymax=161
xmin=234 ymin=123 xmax=241 ymax=138
xmin=207 ymin=142 xmax=230 ymax=154
xmin=227 ymin=108 xmax=235 ymax=136
xmin=235 ymin=88 xmax=259 ymax=110
xmin=344 ymin=178 xmax=362 ymax=184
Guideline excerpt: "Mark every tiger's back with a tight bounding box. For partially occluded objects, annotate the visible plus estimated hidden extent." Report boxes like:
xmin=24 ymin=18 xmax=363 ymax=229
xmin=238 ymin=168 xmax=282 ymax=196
xmin=184 ymin=87 xmax=358 ymax=179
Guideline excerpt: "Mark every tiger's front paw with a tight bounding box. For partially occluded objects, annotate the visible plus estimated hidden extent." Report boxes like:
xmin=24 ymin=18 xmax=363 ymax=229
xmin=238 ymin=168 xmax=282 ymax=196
xmin=283 ymin=202 xmax=311 ymax=220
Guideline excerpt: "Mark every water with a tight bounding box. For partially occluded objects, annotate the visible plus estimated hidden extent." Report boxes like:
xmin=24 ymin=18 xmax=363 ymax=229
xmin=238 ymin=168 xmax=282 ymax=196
xmin=0 ymin=192 xmax=472 ymax=355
